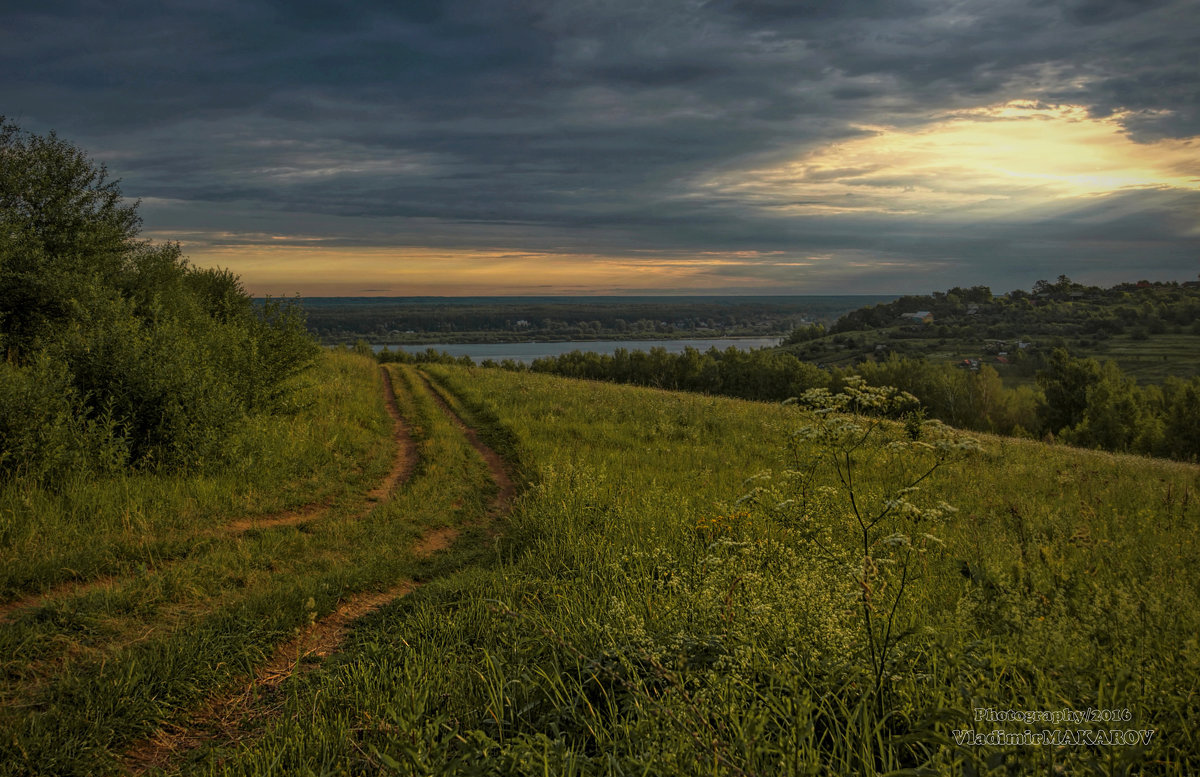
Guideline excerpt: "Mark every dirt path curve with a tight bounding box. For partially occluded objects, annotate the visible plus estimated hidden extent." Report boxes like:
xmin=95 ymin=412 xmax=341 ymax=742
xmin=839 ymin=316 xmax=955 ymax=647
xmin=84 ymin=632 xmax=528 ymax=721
xmin=367 ymin=366 xmax=418 ymax=502
xmin=119 ymin=366 xmax=517 ymax=775
xmin=0 ymin=367 xmax=416 ymax=626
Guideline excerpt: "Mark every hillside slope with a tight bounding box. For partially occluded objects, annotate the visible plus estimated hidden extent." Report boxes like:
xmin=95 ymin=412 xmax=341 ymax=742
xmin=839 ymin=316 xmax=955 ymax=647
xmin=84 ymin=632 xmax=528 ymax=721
xmin=199 ymin=366 xmax=1199 ymax=776
xmin=786 ymin=278 xmax=1200 ymax=382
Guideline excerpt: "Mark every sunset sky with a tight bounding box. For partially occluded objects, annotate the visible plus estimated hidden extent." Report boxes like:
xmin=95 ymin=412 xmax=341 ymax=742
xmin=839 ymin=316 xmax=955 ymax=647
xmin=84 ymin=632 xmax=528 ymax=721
xmin=3 ymin=0 xmax=1198 ymax=295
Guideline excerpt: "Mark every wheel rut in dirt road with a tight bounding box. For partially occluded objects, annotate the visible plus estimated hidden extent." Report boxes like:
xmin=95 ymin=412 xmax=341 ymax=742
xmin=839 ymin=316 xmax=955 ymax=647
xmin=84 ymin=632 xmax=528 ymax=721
xmin=416 ymin=369 xmax=516 ymax=516
xmin=117 ymin=366 xmax=520 ymax=775
xmin=366 ymin=366 xmax=418 ymax=503
xmin=0 ymin=366 xmax=416 ymax=626
xmin=119 ymin=580 xmax=419 ymax=774
xmin=221 ymin=366 xmax=416 ymax=533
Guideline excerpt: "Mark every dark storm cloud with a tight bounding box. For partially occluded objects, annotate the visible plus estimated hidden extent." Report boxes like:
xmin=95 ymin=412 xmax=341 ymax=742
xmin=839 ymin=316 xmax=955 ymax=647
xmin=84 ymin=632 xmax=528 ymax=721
xmin=2 ymin=0 xmax=1197 ymax=291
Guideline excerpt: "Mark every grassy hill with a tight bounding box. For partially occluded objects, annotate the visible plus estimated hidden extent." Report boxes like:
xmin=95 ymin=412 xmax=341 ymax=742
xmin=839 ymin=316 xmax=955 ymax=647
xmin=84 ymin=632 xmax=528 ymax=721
xmin=6 ymin=116 xmax=1195 ymax=776
xmin=3 ymin=356 xmax=1196 ymax=775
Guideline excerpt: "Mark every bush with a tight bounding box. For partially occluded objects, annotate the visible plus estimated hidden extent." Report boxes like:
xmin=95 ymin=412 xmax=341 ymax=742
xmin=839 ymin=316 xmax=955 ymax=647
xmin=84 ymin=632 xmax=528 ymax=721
xmin=51 ymin=294 xmax=243 ymax=469
xmin=0 ymin=117 xmax=319 ymax=479
xmin=0 ymin=355 xmax=129 ymax=479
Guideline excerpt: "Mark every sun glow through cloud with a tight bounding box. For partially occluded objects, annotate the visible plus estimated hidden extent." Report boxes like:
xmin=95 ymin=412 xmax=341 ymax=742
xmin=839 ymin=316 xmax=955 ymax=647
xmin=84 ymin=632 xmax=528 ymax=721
xmin=10 ymin=0 xmax=1200 ymax=295
xmin=698 ymin=101 xmax=1200 ymax=218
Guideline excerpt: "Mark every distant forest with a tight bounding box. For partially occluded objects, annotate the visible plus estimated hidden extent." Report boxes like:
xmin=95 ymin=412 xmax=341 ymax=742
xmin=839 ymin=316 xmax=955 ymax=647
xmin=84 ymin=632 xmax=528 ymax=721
xmin=828 ymin=275 xmax=1200 ymax=344
xmin=301 ymin=295 xmax=892 ymax=344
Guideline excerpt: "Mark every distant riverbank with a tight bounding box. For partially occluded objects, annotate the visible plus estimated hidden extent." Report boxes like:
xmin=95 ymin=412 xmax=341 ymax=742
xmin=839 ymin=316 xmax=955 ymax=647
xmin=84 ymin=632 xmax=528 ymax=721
xmin=328 ymin=329 xmax=792 ymax=346
xmin=373 ymin=337 xmax=783 ymax=364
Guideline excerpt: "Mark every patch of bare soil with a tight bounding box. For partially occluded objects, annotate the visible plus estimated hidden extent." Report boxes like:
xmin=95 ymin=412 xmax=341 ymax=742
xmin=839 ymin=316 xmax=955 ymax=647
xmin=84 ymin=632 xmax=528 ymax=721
xmin=219 ymin=501 xmax=330 ymax=536
xmin=413 ymin=526 xmax=459 ymax=556
xmin=0 ymin=575 xmax=121 ymax=625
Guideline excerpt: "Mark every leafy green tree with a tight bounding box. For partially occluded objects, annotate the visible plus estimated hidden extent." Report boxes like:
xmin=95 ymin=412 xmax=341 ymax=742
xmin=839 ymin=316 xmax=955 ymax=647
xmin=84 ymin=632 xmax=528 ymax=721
xmin=783 ymin=322 xmax=826 ymax=344
xmin=1036 ymin=348 xmax=1102 ymax=435
xmin=1063 ymin=361 xmax=1158 ymax=452
xmin=0 ymin=117 xmax=141 ymax=360
xmin=1159 ymin=377 xmax=1200 ymax=460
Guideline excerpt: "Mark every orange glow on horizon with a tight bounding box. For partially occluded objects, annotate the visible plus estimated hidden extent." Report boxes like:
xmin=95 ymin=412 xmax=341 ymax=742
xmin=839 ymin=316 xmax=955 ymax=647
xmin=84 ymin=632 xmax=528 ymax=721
xmin=175 ymin=244 xmax=824 ymax=296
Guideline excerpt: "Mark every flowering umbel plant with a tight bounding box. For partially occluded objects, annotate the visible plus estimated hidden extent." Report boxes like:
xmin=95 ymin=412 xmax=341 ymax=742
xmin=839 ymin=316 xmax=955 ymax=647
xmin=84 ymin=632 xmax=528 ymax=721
xmin=744 ymin=377 xmax=980 ymax=706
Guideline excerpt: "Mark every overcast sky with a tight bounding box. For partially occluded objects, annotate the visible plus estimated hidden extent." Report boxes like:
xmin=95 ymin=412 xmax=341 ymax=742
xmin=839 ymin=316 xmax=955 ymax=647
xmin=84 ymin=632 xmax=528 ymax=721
xmin=4 ymin=0 xmax=1198 ymax=295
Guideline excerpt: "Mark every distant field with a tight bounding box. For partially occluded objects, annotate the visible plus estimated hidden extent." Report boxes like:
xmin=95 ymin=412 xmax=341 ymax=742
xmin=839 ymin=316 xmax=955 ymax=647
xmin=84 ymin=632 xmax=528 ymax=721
xmin=790 ymin=328 xmax=1200 ymax=384
xmin=3 ymin=359 xmax=1197 ymax=775
xmin=1097 ymin=333 xmax=1200 ymax=381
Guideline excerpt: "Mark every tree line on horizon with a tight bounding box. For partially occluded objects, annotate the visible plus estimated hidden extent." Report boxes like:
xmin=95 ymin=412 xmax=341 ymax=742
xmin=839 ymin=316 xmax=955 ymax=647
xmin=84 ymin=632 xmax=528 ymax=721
xmin=824 ymin=275 xmax=1200 ymax=348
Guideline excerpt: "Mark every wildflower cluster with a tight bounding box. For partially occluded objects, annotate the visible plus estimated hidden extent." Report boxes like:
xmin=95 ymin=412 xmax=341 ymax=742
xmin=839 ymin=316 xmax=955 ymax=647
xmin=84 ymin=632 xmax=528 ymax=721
xmin=791 ymin=375 xmax=921 ymax=419
xmin=693 ymin=510 xmax=751 ymax=541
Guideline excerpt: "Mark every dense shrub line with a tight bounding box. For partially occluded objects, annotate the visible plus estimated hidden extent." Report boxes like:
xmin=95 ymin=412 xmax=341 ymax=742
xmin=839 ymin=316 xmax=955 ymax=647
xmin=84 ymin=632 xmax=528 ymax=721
xmin=0 ymin=118 xmax=317 ymax=479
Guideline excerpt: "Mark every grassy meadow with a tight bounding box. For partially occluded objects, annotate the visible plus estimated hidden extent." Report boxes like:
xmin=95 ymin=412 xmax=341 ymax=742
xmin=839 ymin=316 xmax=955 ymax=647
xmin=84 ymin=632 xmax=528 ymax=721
xmin=2 ymin=357 xmax=1198 ymax=775
xmin=1096 ymin=333 xmax=1200 ymax=382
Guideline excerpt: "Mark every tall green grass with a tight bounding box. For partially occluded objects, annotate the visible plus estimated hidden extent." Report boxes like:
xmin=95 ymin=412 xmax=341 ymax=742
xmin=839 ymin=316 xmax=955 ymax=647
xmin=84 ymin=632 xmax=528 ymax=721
xmin=0 ymin=350 xmax=390 ymax=600
xmin=205 ymin=365 xmax=1198 ymax=775
xmin=0 ymin=360 xmax=503 ymax=775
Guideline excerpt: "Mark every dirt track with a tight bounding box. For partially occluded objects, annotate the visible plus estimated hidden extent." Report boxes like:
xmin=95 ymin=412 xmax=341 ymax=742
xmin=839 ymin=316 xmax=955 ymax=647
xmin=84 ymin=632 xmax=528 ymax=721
xmin=119 ymin=366 xmax=518 ymax=774
xmin=417 ymin=370 xmax=516 ymax=514
xmin=0 ymin=367 xmax=417 ymax=626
